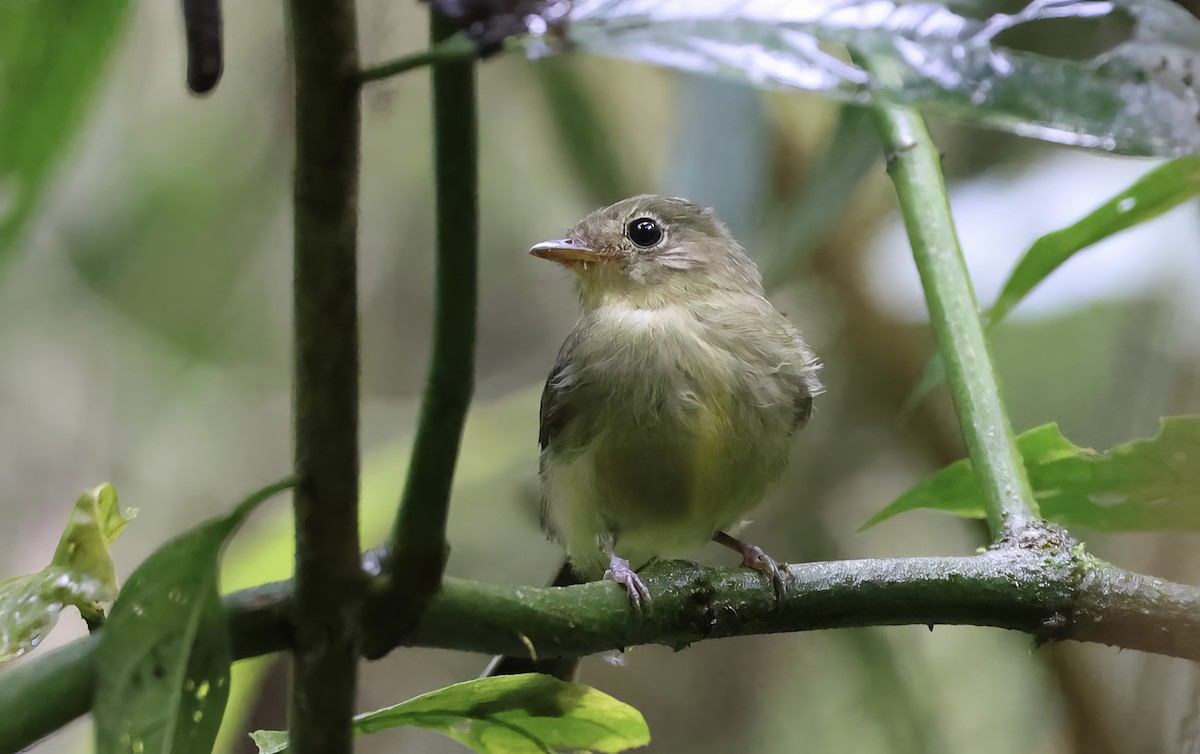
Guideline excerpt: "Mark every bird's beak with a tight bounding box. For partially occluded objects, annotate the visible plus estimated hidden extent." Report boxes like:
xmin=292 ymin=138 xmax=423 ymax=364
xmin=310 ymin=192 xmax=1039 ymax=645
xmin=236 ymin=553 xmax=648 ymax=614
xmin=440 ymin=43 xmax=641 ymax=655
xmin=529 ymin=238 xmax=604 ymax=267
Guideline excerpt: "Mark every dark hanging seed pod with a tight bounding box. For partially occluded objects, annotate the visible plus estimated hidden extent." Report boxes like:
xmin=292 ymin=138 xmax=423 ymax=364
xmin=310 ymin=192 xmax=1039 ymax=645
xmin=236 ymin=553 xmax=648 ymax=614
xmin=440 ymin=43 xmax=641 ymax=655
xmin=181 ymin=0 xmax=223 ymax=96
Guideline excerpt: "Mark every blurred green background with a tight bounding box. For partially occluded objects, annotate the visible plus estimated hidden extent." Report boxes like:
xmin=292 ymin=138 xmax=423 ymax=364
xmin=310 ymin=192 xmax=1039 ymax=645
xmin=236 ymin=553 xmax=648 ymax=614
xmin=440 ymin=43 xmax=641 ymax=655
xmin=4 ymin=2 xmax=1200 ymax=752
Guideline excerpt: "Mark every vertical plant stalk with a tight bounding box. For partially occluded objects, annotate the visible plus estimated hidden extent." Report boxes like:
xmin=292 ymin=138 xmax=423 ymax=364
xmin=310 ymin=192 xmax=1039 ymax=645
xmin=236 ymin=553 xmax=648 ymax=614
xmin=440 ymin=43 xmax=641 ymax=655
xmin=366 ymin=9 xmax=478 ymax=657
xmin=862 ymin=82 xmax=1039 ymax=538
xmin=287 ymin=0 xmax=364 ymax=751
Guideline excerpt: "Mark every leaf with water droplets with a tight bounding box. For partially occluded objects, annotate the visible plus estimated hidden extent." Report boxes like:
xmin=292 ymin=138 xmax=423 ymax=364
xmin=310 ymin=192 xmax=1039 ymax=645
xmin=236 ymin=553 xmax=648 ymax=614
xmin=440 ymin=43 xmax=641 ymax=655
xmin=251 ymin=673 xmax=650 ymax=754
xmin=523 ymin=0 xmax=1200 ymax=157
xmin=0 ymin=484 xmax=134 ymax=663
xmin=93 ymin=479 xmax=293 ymax=754
xmin=864 ymin=418 xmax=1200 ymax=531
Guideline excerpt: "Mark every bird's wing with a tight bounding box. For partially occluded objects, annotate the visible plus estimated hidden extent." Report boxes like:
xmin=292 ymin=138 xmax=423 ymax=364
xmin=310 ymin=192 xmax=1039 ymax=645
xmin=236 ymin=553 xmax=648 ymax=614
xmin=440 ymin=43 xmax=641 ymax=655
xmin=538 ymin=328 xmax=582 ymax=452
xmin=536 ymin=330 xmax=584 ymax=542
xmin=793 ymin=392 xmax=815 ymax=432
xmin=784 ymin=326 xmax=823 ymax=434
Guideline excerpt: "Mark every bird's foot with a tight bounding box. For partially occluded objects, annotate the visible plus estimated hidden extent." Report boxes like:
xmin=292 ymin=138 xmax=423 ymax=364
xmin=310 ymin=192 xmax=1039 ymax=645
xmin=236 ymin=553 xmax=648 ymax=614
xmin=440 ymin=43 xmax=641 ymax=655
xmin=604 ymin=553 xmax=652 ymax=610
xmin=713 ymin=531 xmax=788 ymax=603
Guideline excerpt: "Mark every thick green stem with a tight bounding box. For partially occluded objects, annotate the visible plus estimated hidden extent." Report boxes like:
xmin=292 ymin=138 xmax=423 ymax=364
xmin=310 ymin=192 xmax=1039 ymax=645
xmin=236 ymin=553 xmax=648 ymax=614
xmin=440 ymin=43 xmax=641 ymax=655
xmin=0 ymin=635 xmax=98 ymax=752
xmin=9 ymin=544 xmax=1200 ymax=751
xmin=864 ymin=88 xmax=1039 ymax=538
xmin=287 ymin=0 xmax=364 ymax=751
xmin=365 ymin=10 xmax=479 ymax=658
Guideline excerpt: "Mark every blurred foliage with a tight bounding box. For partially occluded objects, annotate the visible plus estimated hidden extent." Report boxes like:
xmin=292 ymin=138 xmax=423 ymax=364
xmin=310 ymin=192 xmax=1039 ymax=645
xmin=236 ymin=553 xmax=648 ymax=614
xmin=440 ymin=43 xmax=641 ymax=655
xmin=0 ymin=0 xmax=131 ymax=263
xmin=252 ymin=673 xmax=649 ymax=754
xmin=867 ymin=418 xmax=1200 ymax=531
xmin=0 ymin=485 xmax=131 ymax=663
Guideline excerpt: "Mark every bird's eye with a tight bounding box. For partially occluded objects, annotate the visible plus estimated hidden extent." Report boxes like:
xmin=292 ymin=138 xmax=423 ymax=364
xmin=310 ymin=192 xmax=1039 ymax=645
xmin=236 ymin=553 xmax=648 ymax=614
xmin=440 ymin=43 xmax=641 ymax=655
xmin=627 ymin=218 xmax=663 ymax=248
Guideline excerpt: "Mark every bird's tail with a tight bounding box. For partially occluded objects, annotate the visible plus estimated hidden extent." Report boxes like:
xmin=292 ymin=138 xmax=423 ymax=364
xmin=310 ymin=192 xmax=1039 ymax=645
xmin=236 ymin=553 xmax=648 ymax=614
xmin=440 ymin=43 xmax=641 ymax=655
xmin=480 ymin=558 xmax=582 ymax=681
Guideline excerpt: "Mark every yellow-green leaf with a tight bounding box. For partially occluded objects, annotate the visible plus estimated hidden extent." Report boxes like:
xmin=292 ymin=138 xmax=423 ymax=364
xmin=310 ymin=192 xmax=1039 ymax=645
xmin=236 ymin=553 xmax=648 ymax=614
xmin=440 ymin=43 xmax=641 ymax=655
xmin=252 ymin=674 xmax=650 ymax=754
xmin=0 ymin=484 xmax=134 ymax=662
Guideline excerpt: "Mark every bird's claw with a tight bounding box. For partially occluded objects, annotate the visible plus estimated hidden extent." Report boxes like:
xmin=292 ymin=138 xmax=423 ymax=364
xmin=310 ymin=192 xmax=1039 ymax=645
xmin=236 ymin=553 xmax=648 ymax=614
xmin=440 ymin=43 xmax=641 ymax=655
xmin=605 ymin=554 xmax=652 ymax=610
xmin=739 ymin=544 xmax=788 ymax=603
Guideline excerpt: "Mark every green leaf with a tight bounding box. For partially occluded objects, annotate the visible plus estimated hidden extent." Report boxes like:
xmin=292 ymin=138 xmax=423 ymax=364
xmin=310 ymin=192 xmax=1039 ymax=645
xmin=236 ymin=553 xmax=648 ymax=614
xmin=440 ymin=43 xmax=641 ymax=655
xmin=93 ymin=478 xmax=294 ymax=754
xmin=0 ymin=484 xmax=134 ymax=662
xmin=902 ymin=156 xmax=1200 ymax=414
xmin=0 ymin=0 xmax=131 ymax=263
xmin=988 ymin=156 xmax=1200 ymax=326
xmin=251 ymin=674 xmax=651 ymax=754
xmin=864 ymin=418 xmax=1200 ymax=532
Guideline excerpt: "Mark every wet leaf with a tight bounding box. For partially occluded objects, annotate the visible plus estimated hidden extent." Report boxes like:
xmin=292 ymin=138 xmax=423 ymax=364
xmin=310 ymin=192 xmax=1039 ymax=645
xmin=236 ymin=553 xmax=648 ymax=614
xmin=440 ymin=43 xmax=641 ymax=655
xmin=527 ymin=0 xmax=1200 ymax=157
xmin=93 ymin=478 xmax=293 ymax=754
xmin=864 ymin=418 xmax=1200 ymax=531
xmin=0 ymin=484 xmax=134 ymax=663
xmin=252 ymin=673 xmax=650 ymax=754
xmin=0 ymin=0 xmax=131 ymax=263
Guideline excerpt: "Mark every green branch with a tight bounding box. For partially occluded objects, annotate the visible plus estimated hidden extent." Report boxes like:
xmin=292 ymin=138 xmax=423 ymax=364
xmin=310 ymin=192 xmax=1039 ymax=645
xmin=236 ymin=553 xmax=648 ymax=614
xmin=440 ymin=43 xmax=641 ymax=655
xmin=286 ymin=0 xmax=365 ymax=751
xmin=862 ymin=65 xmax=1039 ymax=539
xmin=365 ymin=10 xmax=479 ymax=659
xmin=8 ymin=541 xmax=1200 ymax=751
xmin=359 ymin=34 xmax=476 ymax=83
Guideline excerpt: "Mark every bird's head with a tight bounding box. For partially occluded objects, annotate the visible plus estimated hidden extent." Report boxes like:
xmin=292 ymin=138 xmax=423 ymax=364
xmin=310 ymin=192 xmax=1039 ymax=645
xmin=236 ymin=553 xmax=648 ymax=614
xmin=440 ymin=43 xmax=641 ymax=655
xmin=529 ymin=195 xmax=762 ymax=308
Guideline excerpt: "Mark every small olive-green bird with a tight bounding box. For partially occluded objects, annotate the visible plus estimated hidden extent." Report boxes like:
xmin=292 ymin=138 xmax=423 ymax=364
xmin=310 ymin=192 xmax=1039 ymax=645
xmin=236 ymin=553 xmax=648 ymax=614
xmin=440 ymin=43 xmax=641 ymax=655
xmin=485 ymin=195 xmax=822 ymax=679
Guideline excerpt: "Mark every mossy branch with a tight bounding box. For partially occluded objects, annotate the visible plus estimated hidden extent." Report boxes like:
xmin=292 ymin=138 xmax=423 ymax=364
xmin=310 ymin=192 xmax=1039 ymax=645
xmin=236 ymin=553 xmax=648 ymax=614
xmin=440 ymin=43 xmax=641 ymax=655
xmin=6 ymin=528 xmax=1200 ymax=752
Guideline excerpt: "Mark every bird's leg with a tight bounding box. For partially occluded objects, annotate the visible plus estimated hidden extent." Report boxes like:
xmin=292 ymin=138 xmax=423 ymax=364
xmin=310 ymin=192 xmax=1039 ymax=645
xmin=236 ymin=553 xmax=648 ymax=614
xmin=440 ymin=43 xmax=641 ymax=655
xmin=601 ymin=537 xmax=652 ymax=610
xmin=713 ymin=531 xmax=788 ymax=602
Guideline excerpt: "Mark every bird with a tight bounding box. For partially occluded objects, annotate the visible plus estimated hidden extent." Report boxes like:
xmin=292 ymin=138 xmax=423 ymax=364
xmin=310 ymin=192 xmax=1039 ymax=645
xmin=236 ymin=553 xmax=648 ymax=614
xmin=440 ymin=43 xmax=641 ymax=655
xmin=484 ymin=195 xmax=822 ymax=679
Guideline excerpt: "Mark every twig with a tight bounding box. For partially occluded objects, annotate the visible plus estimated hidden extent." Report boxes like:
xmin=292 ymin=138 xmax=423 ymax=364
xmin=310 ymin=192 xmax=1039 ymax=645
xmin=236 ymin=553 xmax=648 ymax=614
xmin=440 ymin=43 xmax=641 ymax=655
xmin=286 ymin=0 xmax=365 ymax=751
xmin=359 ymin=34 xmax=476 ymax=83
xmin=363 ymin=10 xmax=479 ymax=659
xmin=859 ymin=56 xmax=1040 ymax=539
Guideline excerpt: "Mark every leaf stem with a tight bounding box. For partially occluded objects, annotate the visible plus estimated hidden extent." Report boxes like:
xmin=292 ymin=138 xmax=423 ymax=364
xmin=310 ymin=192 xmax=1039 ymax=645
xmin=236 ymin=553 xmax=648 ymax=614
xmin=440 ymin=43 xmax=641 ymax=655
xmin=286 ymin=0 xmax=365 ymax=751
xmin=365 ymin=10 xmax=478 ymax=658
xmin=359 ymin=34 xmax=476 ymax=83
xmin=859 ymin=58 xmax=1039 ymax=538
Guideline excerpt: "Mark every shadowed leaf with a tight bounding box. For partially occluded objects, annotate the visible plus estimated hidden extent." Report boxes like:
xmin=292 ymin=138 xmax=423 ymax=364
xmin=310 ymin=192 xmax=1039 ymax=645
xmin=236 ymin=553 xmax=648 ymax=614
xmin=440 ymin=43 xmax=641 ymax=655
xmin=93 ymin=479 xmax=293 ymax=754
